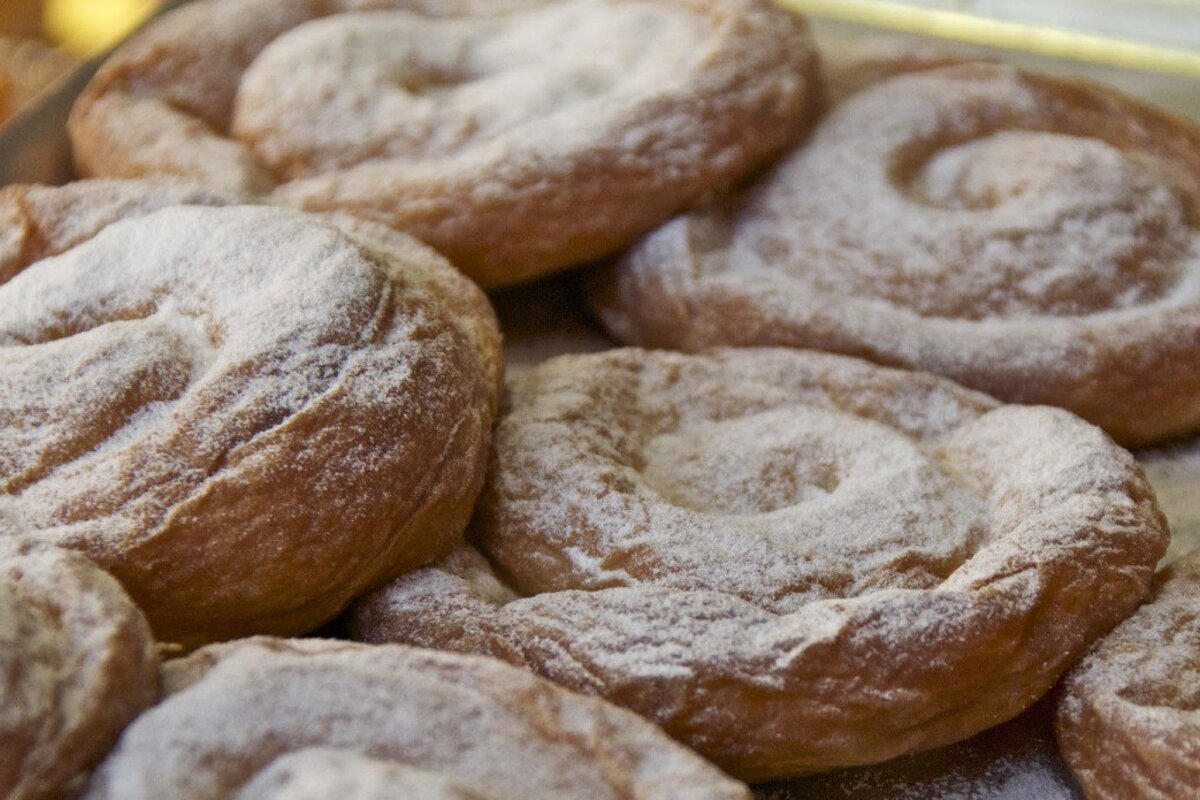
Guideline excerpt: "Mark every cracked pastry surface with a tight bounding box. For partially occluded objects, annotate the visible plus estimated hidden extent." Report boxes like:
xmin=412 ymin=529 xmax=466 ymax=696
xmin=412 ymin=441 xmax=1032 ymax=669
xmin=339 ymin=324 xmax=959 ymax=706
xmin=351 ymin=347 xmax=1167 ymax=780
xmin=67 ymin=0 xmax=820 ymax=288
xmin=0 ymin=181 xmax=500 ymax=647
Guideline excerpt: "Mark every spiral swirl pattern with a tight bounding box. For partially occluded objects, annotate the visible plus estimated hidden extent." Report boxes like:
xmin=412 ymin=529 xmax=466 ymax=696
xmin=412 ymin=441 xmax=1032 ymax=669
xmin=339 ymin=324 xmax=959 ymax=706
xmin=0 ymin=183 xmax=499 ymax=646
xmin=353 ymin=348 xmax=1167 ymax=779
xmin=590 ymin=64 xmax=1200 ymax=446
xmin=68 ymin=0 xmax=820 ymax=287
xmin=84 ymin=638 xmax=750 ymax=799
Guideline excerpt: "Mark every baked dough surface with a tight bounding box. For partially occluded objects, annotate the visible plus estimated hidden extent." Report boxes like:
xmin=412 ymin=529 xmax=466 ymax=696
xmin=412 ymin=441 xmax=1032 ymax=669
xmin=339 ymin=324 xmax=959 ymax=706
xmin=352 ymin=347 xmax=1168 ymax=779
xmin=68 ymin=0 xmax=821 ymax=287
xmin=84 ymin=638 xmax=751 ymax=800
xmin=1056 ymin=550 xmax=1200 ymax=799
xmin=0 ymin=538 xmax=158 ymax=800
xmin=589 ymin=64 xmax=1200 ymax=446
xmin=0 ymin=182 xmax=500 ymax=647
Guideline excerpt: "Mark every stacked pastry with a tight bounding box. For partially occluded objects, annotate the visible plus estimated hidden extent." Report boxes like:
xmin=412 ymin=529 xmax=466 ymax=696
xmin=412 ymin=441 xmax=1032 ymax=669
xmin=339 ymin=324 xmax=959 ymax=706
xmin=2 ymin=0 xmax=1199 ymax=797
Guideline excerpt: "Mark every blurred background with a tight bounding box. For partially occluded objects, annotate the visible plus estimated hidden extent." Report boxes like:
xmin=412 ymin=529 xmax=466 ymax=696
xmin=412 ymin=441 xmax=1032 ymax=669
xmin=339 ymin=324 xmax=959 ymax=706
xmin=784 ymin=0 xmax=1200 ymax=78
xmin=4 ymin=0 xmax=1198 ymax=59
xmin=0 ymin=0 xmax=157 ymax=125
xmin=2 ymin=0 xmax=158 ymax=55
xmin=0 ymin=0 xmax=1197 ymax=132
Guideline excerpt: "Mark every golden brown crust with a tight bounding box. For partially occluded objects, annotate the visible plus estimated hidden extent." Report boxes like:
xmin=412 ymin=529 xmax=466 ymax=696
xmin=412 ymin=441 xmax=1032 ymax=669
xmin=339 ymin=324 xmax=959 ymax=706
xmin=0 ymin=538 xmax=158 ymax=800
xmin=84 ymin=637 xmax=751 ymax=800
xmin=0 ymin=182 xmax=500 ymax=647
xmin=588 ymin=63 xmax=1200 ymax=447
xmin=756 ymin=697 xmax=1080 ymax=800
xmin=1056 ymin=551 xmax=1200 ymax=800
xmin=68 ymin=0 xmax=820 ymax=288
xmin=351 ymin=347 xmax=1168 ymax=780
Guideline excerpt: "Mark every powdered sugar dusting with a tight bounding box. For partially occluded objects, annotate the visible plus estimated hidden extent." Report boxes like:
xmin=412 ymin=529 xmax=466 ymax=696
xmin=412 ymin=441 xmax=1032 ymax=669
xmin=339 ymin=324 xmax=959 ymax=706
xmin=70 ymin=0 xmax=818 ymax=286
xmin=0 ymin=539 xmax=157 ymax=799
xmin=715 ymin=65 xmax=1196 ymax=321
xmin=83 ymin=638 xmax=750 ymax=800
xmin=480 ymin=350 xmax=995 ymax=611
xmin=592 ymin=62 xmax=1200 ymax=445
xmin=0 ymin=198 xmax=498 ymax=645
xmin=233 ymin=1 xmax=707 ymax=177
xmin=1 ymin=205 xmax=390 ymax=549
xmin=1057 ymin=550 xmax=1200 ymax=797
xmin=352 ymin=348 xmax=1165 ymax=779
xmin=235 ymin=749 xmax=490 ymax=800
xmin=737 ymin=80 xmax=1190 ymax=318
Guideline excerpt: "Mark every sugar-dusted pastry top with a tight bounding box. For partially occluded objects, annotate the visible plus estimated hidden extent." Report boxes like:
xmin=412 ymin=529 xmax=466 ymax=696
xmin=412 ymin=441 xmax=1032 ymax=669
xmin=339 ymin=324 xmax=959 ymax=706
xmin=481 ymin=350 xmax=997 ymax=609
xmin=590 ymin=63 xmax=1200 ymax=446
xmin=0 ymin=182 xmax=500 ymax=646
xmin=84 ymin=637 xmax=751 ymax=800
xmin=353 ymin=347 xmax=1167 ymax=780
xmin=1057 ymin=550 xmax=1200 ymax=799
xmin=747 ymin=432 xmax=1200 ymax=797
xmin=0 ymin=179 xmax=241 ymax=285
xmin=0 ymin=538 xmax=158 ymax=800
xmin=68 ymin=0 xmax=820 ymax=287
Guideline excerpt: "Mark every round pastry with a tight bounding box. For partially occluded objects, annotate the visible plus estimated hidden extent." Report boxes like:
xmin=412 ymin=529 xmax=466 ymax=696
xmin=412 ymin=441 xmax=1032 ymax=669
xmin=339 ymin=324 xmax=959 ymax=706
xmin=84 ymin=637 xmax=751 ymax=799
xmin=1056 ymin=550 xmax=1200 ymax=799
xmin=67 ymin=0 xmax=821 ymax=289
xmin=756 ymin=698 xmax=1080 ymax=800
xmin=0 ymin=181 xmax=500 ymax=647
xmin=350 ymin=347 xmax=1168 ymax=780
xmin=588 ymin=62 xmax=1200 ymax=447
xmin=0 ymin=538 xmax=158 ymax=800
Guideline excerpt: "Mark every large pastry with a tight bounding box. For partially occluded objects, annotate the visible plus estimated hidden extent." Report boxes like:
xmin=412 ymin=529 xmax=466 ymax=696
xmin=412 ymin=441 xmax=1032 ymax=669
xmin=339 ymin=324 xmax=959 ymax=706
xmin=589 ymin=63 xmax=1200 ymax=446
xmin=351 ymin=347 xmax=1167 ymax=780
xmin=0 ymin=180 xmax=500 ymax=647
xmin=84 ymin=637 xmax=751 ymax=799
xmin=67 ymin=0 xmax=821 ymax=288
